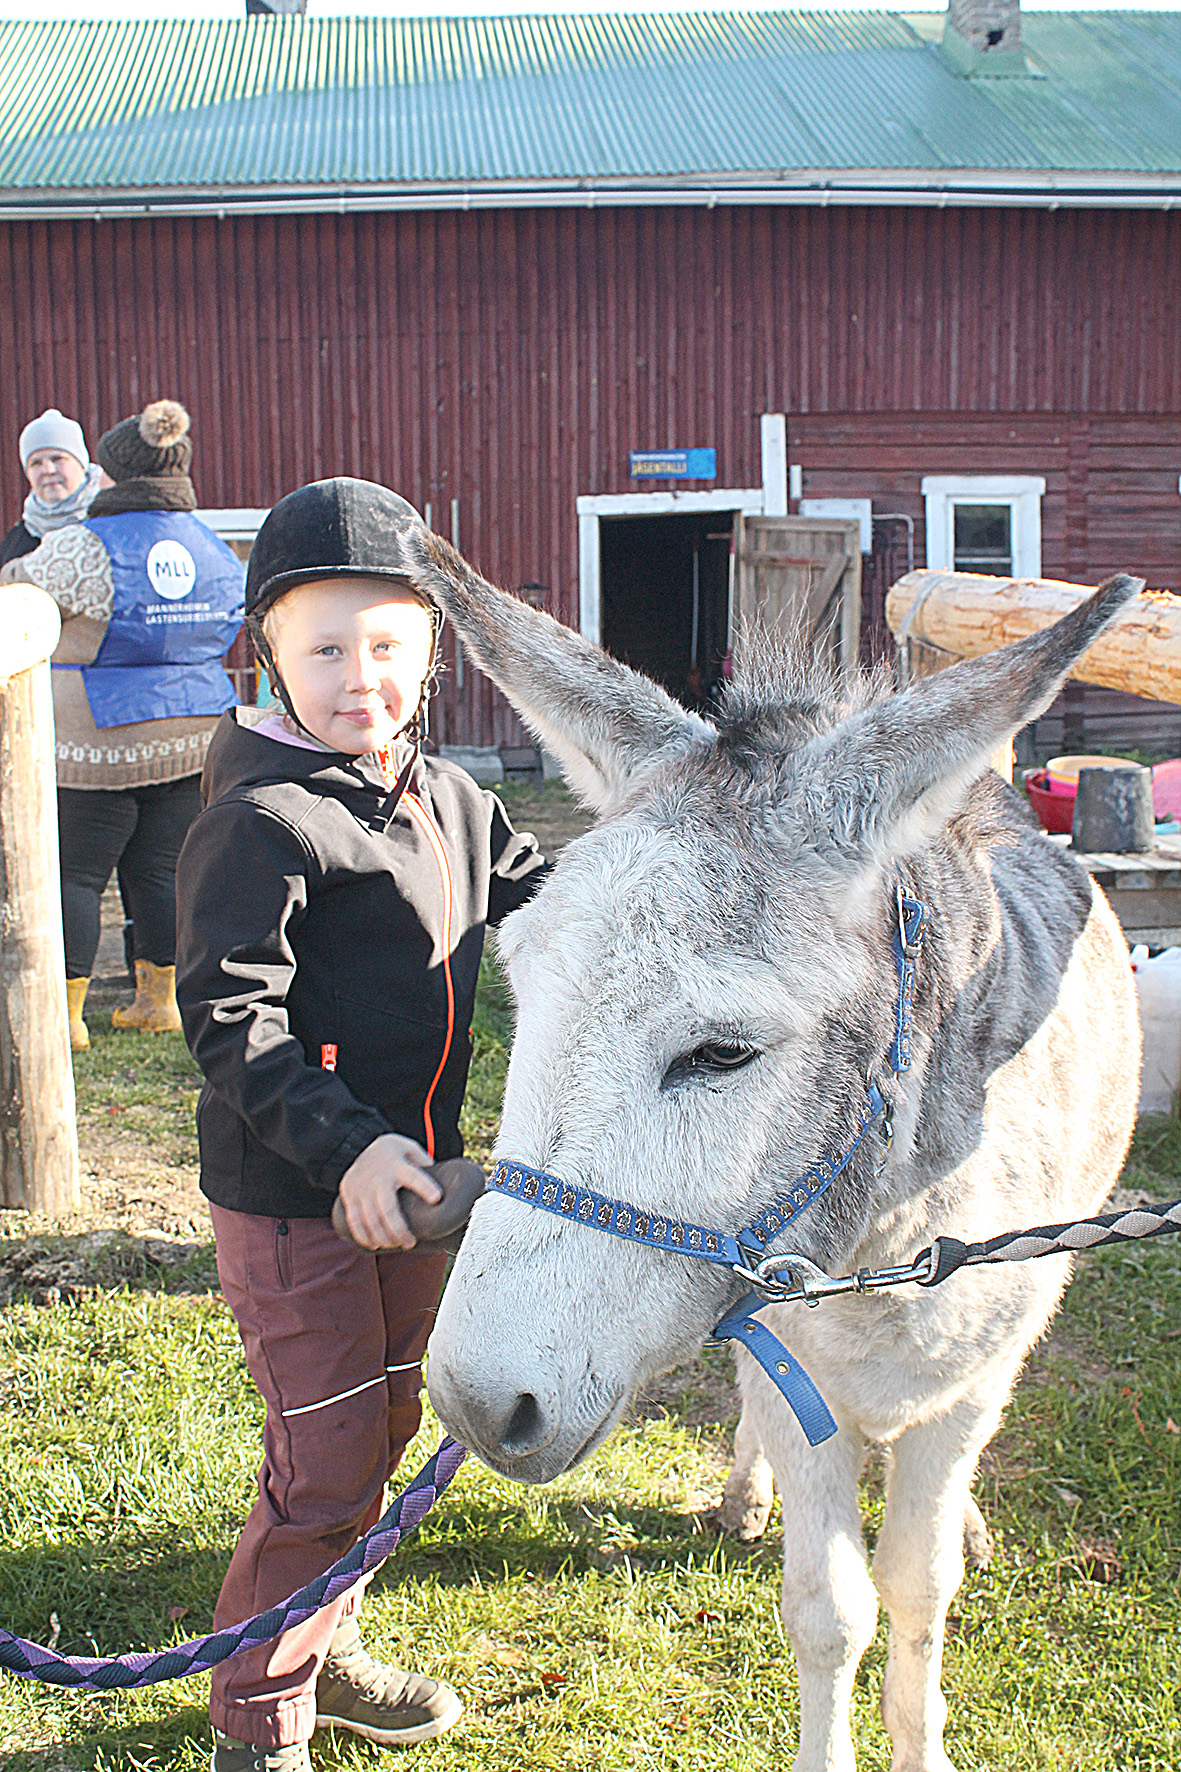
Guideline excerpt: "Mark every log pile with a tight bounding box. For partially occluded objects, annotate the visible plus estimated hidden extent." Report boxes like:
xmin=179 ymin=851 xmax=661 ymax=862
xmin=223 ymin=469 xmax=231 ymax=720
xmin=887 ymin=570 xmax=1181 ymax=707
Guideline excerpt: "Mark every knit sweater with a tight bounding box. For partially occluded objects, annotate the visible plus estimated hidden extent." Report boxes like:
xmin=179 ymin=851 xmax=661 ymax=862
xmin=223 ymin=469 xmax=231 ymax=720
xmin=0 ymin=523 xmax=226 ymax=789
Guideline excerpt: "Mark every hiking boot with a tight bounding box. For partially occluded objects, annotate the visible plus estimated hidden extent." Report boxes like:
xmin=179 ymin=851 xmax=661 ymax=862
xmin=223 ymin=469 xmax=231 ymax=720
xmin=210 ymin=1730 xmax=311 ymax=1772
xmin=111 ymin=960 xmax=182 ymax=1033
xmin=66 ymin=976 xmax=90 ymax=1051
xmin=315 ymin=1615 xmax=462 ymax=1745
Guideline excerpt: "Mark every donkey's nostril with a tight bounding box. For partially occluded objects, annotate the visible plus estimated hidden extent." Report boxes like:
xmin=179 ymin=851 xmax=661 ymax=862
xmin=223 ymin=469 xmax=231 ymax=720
xmin=502 ymin=1391 xmax=548 ymax=1456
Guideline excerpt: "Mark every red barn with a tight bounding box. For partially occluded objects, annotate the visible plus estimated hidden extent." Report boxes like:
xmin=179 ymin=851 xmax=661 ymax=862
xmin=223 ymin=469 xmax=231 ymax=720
xmin=1 ymin=5 xmax=1179 ymax=758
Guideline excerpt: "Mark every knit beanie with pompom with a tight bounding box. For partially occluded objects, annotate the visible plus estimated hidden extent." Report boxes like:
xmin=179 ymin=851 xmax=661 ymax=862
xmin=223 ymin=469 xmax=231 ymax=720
xmin=96 ymin=399 xmax=192 ymax=482
xmin=88 ymin=399 xmax=197 ymax=516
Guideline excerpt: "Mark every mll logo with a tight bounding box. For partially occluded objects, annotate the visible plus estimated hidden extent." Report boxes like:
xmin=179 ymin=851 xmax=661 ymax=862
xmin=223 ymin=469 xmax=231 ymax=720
xmin=146 ymin=539 xmax=197 ymax=600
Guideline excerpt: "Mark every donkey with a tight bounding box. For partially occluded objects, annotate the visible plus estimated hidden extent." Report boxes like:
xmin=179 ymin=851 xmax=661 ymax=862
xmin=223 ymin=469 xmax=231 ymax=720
xmin=406 ymin=530 xmax=1141 ymax=1772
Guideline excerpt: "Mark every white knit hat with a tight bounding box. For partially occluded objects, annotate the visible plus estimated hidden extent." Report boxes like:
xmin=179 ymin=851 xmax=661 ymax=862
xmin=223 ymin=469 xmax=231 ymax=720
xmin=19 ymin=408 xmax=89 ymax=471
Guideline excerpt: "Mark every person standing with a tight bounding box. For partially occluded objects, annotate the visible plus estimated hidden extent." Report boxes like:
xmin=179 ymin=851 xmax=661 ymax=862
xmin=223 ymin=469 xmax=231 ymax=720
xmin=0 ymin=398 xmax=244 ymax=1048
xmin=176 ymin=479 xmax=546 ymax=1767
xmin=0 ymin=407 xmax=102 ymax=567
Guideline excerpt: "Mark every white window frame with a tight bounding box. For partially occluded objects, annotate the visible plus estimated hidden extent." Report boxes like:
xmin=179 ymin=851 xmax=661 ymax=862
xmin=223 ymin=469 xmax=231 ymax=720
xmin=921 ymin=475 xmax=1045 ymax=579
xmin=197 ymin=507 xmax=269 ymax=545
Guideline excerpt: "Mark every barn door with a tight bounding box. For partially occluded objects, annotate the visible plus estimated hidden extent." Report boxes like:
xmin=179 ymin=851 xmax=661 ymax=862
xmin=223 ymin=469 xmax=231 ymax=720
xmin=733 ymin=516 xmax=862 ymax=681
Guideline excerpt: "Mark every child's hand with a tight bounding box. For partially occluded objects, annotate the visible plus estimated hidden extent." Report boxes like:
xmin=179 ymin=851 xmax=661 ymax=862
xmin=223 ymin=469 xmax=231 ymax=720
xmin=337 ymin=1134 xmax=442 ymax=1249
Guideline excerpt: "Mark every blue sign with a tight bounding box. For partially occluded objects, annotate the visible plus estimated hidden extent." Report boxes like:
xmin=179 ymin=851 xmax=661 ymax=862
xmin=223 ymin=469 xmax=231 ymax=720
xmin=629 ymin=448 xmax=717 ymax=481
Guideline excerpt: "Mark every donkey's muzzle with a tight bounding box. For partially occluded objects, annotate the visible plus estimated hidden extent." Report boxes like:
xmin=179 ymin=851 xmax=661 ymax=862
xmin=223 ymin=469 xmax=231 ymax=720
xmin=427 ymin=1357 xmax=563 ymax=1474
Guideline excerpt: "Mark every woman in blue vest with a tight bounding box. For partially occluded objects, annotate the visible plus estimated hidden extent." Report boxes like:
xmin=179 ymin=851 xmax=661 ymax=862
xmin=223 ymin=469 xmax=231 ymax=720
xmin=0 ymin=399 xmax=244 ymax=1048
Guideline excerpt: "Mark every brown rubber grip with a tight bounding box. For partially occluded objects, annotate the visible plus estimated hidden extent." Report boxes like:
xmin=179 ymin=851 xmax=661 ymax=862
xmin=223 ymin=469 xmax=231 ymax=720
xmin=331 ymin=1156 xmax=486 ymax=1253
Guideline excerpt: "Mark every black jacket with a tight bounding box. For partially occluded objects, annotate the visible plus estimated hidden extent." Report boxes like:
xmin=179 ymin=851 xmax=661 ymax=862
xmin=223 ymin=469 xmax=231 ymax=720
xmin=0 ymin=521 xmax=38 ymax=568
xmin=176 ymin=712 xmax=546 ymax=1218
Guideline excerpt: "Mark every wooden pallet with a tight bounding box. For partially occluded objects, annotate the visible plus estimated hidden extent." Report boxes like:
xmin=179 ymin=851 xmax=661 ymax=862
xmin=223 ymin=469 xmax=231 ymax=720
xmin=1048 ymin=832 xmax=1181 ymax=947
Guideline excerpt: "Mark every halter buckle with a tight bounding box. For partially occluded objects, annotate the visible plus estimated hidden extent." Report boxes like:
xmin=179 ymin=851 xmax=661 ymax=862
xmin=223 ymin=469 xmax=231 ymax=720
xmin=896 ymin=880 xmax=926 ymax=958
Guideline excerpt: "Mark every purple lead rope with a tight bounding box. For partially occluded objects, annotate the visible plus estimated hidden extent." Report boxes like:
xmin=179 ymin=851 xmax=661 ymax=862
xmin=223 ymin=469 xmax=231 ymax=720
xmin=0 ymin=1437 xmax=466 ymax=1692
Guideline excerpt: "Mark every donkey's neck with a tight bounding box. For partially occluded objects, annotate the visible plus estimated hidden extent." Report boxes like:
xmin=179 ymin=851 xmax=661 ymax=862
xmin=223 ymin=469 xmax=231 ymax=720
xmin=891 ymin=775 xmax=1095 ymax=1204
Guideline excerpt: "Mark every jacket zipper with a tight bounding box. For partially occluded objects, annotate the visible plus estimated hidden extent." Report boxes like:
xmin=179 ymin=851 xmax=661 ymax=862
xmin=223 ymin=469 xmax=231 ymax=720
xmin=403 ymin=792 xmax=455 ymax=1161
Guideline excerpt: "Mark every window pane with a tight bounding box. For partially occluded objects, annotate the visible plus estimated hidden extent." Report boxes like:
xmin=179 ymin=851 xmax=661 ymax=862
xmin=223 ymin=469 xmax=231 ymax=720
xmin=953 ymin=503 xmax=1012 ymax=576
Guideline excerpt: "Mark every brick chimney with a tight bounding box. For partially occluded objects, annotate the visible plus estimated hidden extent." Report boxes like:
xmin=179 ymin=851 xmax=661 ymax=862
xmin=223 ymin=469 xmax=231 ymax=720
xmin=942 ymin=0 xmax=1027 ymax=74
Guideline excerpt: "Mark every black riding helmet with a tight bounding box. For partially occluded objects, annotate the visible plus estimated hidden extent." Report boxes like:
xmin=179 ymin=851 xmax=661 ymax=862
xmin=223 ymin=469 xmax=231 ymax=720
xmin=245 ymin=478 xmax=443 ymax=754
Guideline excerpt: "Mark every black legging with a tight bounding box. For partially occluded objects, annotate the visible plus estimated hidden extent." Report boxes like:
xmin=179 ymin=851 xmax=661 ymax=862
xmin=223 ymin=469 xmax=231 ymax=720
xmin=57 ymin=776 xmax=203 ymax=979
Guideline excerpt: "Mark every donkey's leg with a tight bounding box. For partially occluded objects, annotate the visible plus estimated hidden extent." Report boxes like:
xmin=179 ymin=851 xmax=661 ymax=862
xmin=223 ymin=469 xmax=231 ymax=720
xmin=962 ymin=1493 xmax=992 ymax=1571
xmin=763 ymin=1403 xmax=876 ymax=1772
xmin=718 ymin=1392 xmax=775 ymax=1540
xmin=872 ymin=1394 xmax=1004 ymax=1772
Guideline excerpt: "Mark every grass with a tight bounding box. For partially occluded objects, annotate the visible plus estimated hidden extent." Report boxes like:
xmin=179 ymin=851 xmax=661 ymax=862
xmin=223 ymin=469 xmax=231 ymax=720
xmin=1 ymin=1016 xmax=1179 ymax=1769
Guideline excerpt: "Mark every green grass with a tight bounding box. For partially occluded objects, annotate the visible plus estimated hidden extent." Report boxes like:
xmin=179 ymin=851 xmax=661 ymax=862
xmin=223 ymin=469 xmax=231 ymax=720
xmin=68 ymin=1030 xmax=204 ymax=1167
xmin=1 ymin=1043 xmax=1179 ymax=1768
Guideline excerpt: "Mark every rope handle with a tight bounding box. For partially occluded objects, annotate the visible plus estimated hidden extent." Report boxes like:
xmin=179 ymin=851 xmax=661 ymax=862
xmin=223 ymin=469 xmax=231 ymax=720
xmin=919 ymin=1199 xmax=1181 ymax=1286
xmin=0 ymin=1437 xmax=466 ymax=1692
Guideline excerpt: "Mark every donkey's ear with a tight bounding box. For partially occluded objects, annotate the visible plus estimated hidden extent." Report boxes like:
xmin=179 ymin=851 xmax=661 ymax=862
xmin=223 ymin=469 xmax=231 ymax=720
xmin=403 ymin=529 xmax=711 ymax=812
xmin=794 ymin=574 xmax=1144 ymax=867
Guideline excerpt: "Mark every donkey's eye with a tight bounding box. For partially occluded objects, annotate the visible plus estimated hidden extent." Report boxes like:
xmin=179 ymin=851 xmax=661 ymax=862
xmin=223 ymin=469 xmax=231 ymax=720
xmin=663 ymin=1042 xmax=760 ymax=1087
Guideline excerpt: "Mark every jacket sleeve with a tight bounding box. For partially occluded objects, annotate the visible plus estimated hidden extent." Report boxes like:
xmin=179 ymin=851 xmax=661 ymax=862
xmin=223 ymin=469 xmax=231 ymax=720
xmin=0 ymin=524 xmax=113 ymax=611
xmin=176 ymin=797 xmax=393 ymax=1193
xmin=485 ymin=791 xmax=550 ymax=926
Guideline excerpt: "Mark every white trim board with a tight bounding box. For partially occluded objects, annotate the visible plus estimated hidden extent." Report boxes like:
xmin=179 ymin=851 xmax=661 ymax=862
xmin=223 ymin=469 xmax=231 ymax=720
xmin=576 ymin=487 xmax=763 ymax=643
xmin=11 ymin=168 xmax=1181 ymax=225
xmin=920 ymin=475 xmax=1045 ymax=579
xmin=800 ymin=497 xmax=873 ymax=555
xmin=197 ymin=507 xmax=269 ymax=541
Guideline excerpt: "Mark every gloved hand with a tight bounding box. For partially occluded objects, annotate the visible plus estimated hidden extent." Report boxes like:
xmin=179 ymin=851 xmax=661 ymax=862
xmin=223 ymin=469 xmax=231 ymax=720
xmin=332 ymin=1155 xmax=486 ymax=1253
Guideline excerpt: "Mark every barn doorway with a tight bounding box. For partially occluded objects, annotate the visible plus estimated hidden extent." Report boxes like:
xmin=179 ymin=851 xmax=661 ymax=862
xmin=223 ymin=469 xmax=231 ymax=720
xmin=599 ymin=513 xmax=733 ymax=712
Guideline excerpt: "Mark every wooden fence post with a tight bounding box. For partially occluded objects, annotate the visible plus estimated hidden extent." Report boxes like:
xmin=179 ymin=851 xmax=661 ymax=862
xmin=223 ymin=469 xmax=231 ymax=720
xmin=0 ymin=585 xmax=80 ymax=1214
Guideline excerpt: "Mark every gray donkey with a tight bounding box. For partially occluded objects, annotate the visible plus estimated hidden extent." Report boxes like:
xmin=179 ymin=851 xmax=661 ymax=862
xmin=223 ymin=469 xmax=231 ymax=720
xmin=407 ymin=529 xmax=1141 ymax=1772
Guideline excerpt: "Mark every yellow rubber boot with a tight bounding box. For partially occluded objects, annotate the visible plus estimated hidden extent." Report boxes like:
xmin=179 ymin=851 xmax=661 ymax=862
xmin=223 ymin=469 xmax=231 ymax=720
xmin=66 ymin=976 xmax=91 ymax=1051
xmin=111 ymin=960 xmax=183 ymax=1033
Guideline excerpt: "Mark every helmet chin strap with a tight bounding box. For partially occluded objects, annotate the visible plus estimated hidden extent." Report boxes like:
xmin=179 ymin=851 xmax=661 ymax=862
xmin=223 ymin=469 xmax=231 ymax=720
xmin=375 ymin=650 xmax=442 ymax=828
xmin=245 ymin=616 xmax=316 ymax=741
xmin=246 ymin=612 xmax=444 ymax=830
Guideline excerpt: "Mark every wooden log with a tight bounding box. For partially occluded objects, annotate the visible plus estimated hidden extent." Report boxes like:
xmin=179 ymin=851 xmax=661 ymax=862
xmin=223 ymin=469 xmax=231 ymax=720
xmin=0 ymin=585 xmax=80 ymax=1214
xmin=887 ymin=570 xmax=1181 ymax=707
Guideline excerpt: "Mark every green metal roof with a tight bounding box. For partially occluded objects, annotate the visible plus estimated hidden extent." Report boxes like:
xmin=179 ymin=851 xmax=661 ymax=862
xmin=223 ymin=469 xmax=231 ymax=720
xmin=0 ymin=10 xmax=1177 ymax=214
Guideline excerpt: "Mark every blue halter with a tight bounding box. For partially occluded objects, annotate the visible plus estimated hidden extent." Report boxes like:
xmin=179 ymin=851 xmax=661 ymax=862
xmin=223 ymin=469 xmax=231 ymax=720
xmin=486 ymin=884 xmax=931 ymax=1448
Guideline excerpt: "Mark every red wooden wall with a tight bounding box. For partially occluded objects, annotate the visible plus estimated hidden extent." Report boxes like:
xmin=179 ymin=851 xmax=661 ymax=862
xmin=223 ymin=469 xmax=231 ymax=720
xmin=2 ymin=204 xmax=1179 ymax=745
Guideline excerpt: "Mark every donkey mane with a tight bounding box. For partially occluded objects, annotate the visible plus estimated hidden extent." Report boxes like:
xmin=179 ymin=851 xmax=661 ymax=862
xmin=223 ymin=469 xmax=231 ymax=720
xmin=713 ymin=625 xmax=895 ymax=756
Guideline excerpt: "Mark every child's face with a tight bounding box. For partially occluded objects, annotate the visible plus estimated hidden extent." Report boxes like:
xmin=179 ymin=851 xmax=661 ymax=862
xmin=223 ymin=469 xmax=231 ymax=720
xmin=268 ymin=576 xmax=434 ymax=753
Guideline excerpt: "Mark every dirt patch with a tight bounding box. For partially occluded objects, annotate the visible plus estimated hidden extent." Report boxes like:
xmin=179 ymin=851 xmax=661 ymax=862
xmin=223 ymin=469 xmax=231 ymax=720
xmin=0 ymin=1230 xmax=215 ymax=1306
xmin=633 ymin=1346 xmax=741 ymax=1435
xmin=496 ymin=780 xmax=595 ymax=860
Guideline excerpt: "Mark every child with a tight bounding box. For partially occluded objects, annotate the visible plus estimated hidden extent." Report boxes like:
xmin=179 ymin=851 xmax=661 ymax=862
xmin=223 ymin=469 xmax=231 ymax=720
xmin=175 ymin=478 xmax=546 ymax=1772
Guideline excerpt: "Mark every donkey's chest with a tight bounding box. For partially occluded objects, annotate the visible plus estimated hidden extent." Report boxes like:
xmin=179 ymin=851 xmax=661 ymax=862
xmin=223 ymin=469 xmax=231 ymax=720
xmin=767 ymin=1264 xmax=1061 ymax=1437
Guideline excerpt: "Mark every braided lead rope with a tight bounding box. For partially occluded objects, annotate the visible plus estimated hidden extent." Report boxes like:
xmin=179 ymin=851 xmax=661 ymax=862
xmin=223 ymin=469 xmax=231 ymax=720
xmin=922 ymin=1200 xmax=1181 ymax=1287
xmin=0 ymin=1437 xmax=466 ymax=1692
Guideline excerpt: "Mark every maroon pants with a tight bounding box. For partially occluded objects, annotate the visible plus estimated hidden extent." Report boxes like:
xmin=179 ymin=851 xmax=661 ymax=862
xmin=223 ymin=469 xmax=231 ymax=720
xmin=209 ymin=1205 xmax=448 ymax=1747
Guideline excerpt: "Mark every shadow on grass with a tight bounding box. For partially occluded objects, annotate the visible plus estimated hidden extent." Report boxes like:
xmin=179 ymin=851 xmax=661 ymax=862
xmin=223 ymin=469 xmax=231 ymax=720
xmin=0 ymin=1705 xmax=213 ymax=1772
xmin=0 ymin=1538 xmax=228 ymax=1659
xmin=0 ymin=1489 xmax=764 ymax=1674
xmin=0 ymin=1235 xmax=218 ymax=1306
xmin=377 ymin=1493 xmax=775 ymax=1593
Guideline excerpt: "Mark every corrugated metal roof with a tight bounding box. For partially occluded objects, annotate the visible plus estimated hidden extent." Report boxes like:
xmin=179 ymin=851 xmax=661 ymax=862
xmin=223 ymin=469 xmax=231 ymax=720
xmin=0 ymin=10 xmax=1176 ymax=206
